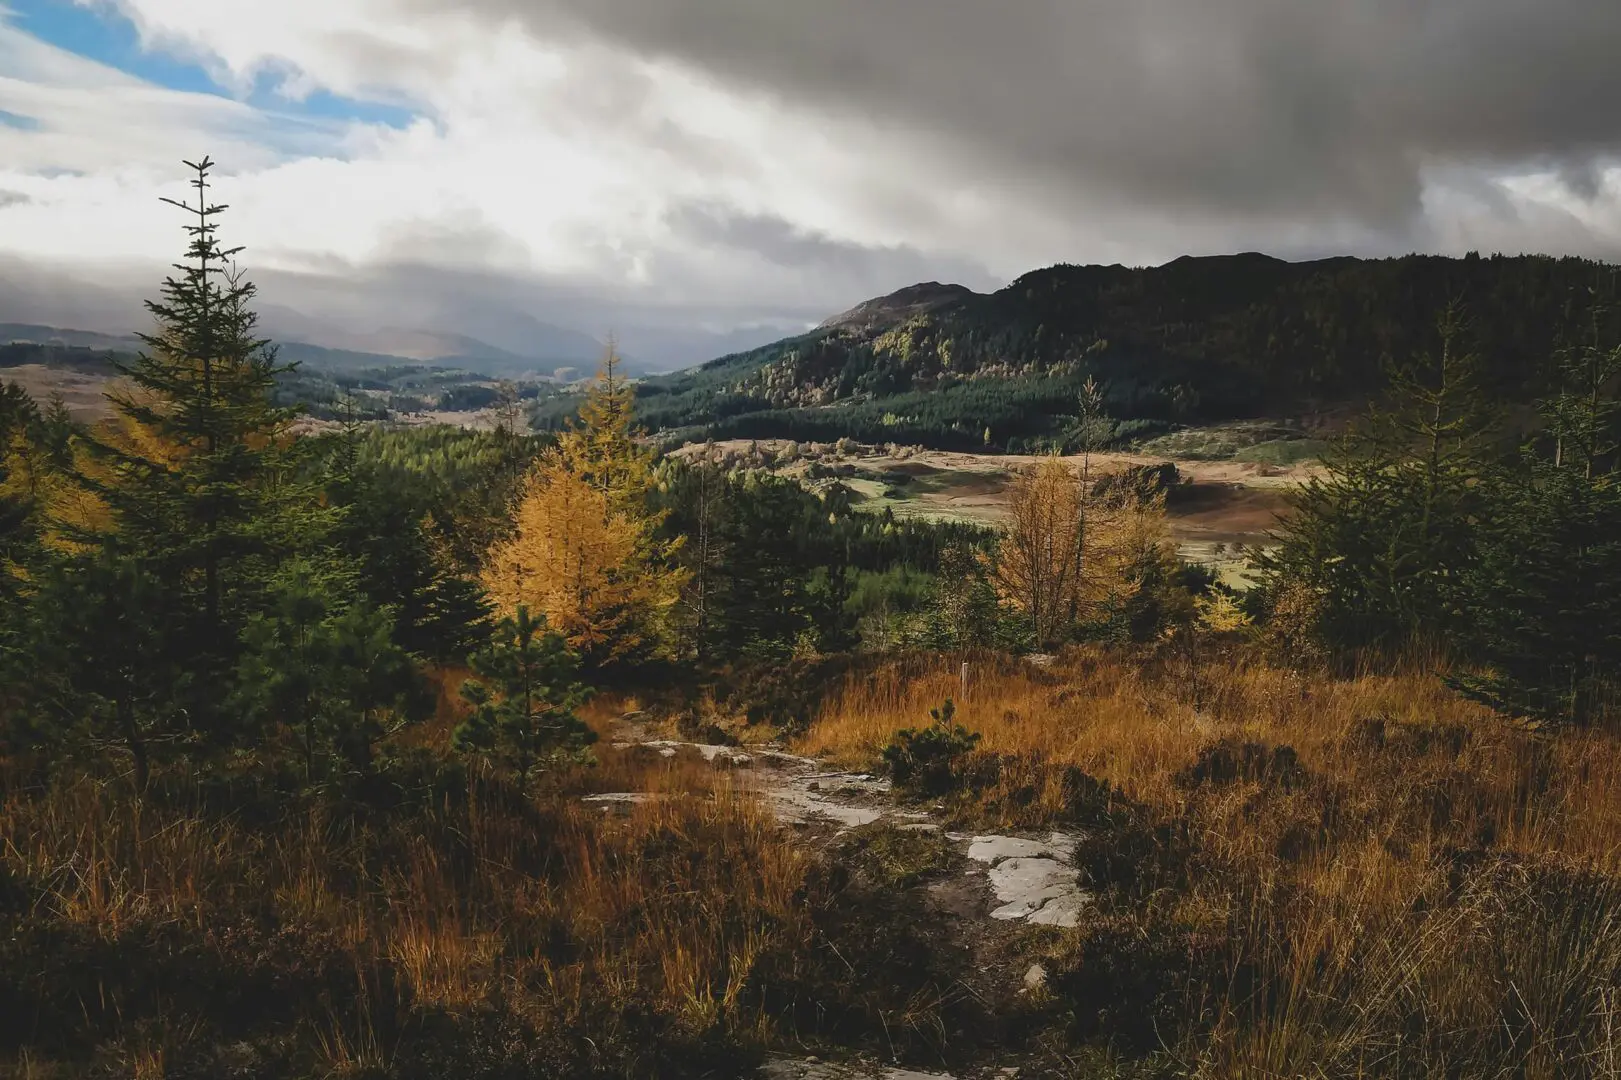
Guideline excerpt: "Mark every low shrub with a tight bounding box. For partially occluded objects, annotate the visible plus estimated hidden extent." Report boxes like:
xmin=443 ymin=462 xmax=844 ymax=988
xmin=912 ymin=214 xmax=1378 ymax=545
xmin=880 ymin=699 xmax=981 ymax=799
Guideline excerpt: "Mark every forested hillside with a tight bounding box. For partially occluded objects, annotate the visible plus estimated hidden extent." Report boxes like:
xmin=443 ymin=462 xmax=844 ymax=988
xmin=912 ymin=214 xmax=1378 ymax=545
xmin=622 ymin=252 xmax=1619 ymax=451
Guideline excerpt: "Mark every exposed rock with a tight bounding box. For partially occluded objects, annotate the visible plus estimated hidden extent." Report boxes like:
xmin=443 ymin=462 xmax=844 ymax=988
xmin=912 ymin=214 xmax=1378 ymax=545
xmin=1022 ymin=963 xmax=1048 ymax=993
xmin=642 ymin=740 xmax=753 ymax=765
xmin=581 ymin=792 xmax=664 ymax=809
xmin=966 ymin=833 xmax=1089 ymax=928
xmin=966 ymin=835 xmax=1074 ymax=864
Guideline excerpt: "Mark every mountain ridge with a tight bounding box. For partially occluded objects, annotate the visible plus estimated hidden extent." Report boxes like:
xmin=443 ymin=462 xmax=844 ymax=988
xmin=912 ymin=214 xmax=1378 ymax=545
xmin=631 ymin=250 xmax=1621 ymax=451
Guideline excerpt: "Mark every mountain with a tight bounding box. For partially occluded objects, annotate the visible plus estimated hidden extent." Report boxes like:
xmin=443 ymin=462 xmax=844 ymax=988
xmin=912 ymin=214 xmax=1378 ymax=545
xmin=0 ymin=322 xmax=455 ymax=378
xmin=818 ymin=281 xmax=981 ymax=333
xmin=0 ymin=323 xmax=142 ymax=353
xmin=265 ymin=323 xmax=609 ymax=377
xmin=632 ymin=251 xmax=1621 ymax=451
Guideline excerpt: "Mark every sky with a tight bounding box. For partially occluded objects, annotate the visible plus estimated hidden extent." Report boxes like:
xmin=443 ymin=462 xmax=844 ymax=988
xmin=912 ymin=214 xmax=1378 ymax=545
xmin=2 ymin=0 xmax=1621 ymax=369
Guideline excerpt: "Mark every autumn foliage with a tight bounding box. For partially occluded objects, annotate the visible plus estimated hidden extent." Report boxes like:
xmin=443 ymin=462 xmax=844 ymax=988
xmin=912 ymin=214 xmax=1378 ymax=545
xmin=485 ymin=346 xmax=686 ymax=664
xmin=989 ymin=454 xmax=1169 ymax=648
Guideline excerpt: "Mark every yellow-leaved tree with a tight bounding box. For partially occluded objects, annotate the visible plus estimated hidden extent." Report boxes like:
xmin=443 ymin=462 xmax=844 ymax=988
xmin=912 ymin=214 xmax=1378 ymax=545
xmin=990 ymin=455 xmax=1161 ymax=647
xmin=988 ymin=381 xmax=1173 ymax=649
xmin=485 ymin=343 xmax=686 ymax=664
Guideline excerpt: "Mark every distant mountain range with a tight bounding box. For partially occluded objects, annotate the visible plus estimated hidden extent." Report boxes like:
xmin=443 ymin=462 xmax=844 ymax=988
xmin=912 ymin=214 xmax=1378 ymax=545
xmin=632 ymin=251 xmax=1621 ymax=451
xmin=0 ymin=321 xmax=608 ymax=381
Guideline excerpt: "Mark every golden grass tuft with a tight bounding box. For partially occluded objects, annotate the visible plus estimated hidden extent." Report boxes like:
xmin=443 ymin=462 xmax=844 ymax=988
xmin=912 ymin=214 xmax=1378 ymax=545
xmin=802 ymin=646 xmax=1621 ymax=1075
xmin=0 ymin=744 xmax=814 ymax=1077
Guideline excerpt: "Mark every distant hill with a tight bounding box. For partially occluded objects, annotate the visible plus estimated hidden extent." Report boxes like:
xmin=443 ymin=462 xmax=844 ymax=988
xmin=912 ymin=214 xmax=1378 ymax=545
xmin=269 ymin=325 xmax=609 ymax=377
xmin=0 ymin=323 xmax=593 ymax=380
xmin=818 ymin=282 xmax=980 ymax=333
xmin=629 ymin=252 xmax=1621 ymax=451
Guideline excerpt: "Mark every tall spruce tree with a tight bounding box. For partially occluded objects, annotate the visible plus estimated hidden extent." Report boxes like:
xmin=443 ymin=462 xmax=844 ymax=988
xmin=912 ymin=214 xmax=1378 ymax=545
xmin=72 ymin=158 xmax=328 ymax=738
xmin=1258 ymin=302 xmax=1498 ymax=654
xmin=1453 ymin=290 xmax=1621 ymax=723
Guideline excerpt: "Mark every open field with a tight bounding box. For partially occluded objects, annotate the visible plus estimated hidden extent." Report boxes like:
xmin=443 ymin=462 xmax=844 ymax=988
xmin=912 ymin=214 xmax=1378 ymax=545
xmin=792 ymin=647 xmax=1621 ymax=1076
xmin=672 ymin=438 xmax=1323 ymax=587
xmin=0 ymin=364 xmax=115 ymax=420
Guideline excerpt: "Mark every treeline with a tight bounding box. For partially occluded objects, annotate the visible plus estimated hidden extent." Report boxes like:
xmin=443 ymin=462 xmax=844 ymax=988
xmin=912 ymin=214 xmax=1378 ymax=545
xmin=0 ymin=341 xmax=124 ymax=375
xmin=1259 ymin=300 xmax=1621 ymax=724
xmin=617 ymin=251 xmax=1621 ymax=451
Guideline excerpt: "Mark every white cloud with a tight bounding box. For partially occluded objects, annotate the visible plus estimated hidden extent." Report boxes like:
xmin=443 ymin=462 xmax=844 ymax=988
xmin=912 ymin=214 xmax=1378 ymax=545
xmin=3 ymin=0 xmax=1621 ymax=362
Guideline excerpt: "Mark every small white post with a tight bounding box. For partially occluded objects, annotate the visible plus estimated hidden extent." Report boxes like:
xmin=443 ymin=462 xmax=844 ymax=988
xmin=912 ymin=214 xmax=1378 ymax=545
xmin=960 ymin=661 xmax=969 ymax=702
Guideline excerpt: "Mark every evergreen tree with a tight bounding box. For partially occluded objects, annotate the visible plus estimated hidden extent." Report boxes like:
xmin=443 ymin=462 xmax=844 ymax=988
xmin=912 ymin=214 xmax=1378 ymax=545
xmin=0 ymin=383 xmax=42 ymax=612
xmin=69 ymin=158 xmax=331 ymax=736
xmin=233 ymin=559 xmax=425 ymax=782
xmin=453 ymin=606 xmax=595 ymax=790
xmin=1453 ymin=294 xmax=1621 ymax=723
xmin=1257 ymin=303 xmax=1498 ymax=653
xmin=924 ymin=538 xmax=1002 ymax=648
xmin=654 ymin=454 xmax=730 ymax=662
xmin=324 ymin=423 xmax=493 ymax=663
xmin=26 ymin=549 xmax=179 ymax=792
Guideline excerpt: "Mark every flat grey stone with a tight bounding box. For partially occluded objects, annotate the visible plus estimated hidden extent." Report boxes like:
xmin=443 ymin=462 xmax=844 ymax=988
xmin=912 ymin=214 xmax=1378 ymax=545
xmin=1028 ymin=892 xmax=1089 ymax=927
xmin=642 ymin=740 xmax=751 ymax=764
xmin=965 ymin=832 xmax=1077 ymax=865
xmin=581 ymin=792 xmax=660 ymax=805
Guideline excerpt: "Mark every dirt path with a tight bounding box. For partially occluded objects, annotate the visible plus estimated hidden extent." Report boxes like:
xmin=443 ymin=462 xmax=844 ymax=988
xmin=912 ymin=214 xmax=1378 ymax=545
xmin=593 ymin=714 xmax=1084 ymax=1079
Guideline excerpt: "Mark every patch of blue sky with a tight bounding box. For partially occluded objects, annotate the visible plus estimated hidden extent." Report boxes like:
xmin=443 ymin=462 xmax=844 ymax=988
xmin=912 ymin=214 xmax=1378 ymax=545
xmin=4 ymin=0 xmax=418 ymax=129
xmin=0 ymin=108 xmax=41 ymax=129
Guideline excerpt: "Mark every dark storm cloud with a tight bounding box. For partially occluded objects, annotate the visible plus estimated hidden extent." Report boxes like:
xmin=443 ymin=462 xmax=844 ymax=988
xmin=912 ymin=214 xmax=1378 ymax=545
xmin=422 ymin=0 xmax=1621 ymax=228
xmin=664 ymin=202 xmax=1001 ymax=291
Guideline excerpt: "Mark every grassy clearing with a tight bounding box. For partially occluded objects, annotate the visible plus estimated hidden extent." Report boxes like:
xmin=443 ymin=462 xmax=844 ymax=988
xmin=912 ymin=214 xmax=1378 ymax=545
xmin=12 ymin=648 xmax=1621 ymax=1076
xmin=801 ymin=648 xmax=1621 ymax=1076
xmin=1137 ymin=422 xmax=1313 ymax=461
xmin=0 ymin=721 xmax=984 ymax=1078
xmin=1232 ymin=438 xmax=1330 ymax=466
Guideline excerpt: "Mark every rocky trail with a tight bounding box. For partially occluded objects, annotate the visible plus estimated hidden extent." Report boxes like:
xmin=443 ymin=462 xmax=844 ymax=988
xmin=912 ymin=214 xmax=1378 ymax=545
xmin=593 ymin=713 xmax=1093 ymax=1079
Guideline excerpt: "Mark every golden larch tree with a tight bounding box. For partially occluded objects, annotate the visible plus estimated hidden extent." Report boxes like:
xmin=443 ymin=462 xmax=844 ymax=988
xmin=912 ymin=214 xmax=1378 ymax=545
xmin=988 ymin=454 xmax=1167 ymax=648
xmin=484 ymin=342 xmax=685 ymax=663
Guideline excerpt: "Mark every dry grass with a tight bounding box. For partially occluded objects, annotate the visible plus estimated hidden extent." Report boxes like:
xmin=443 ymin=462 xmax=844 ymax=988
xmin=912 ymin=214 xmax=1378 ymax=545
xmin=801 ymin=646 xmax=1621 ymax=1076
xmin=0 ymin=742 xmax=815 ymax=1078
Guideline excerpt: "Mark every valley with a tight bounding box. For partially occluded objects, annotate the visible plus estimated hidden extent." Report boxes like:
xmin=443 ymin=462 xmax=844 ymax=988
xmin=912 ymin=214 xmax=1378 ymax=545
xmin=672 ymin=437 xmax=1319 ymax=588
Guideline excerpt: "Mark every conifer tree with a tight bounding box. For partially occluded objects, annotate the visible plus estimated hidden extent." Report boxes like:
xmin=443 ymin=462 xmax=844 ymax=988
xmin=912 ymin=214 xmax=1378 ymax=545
xmin=1453 ymin=290 xmax=1621 ymax=723
xmin=0 ymin=384 xmax=41 ymax=610
xmin=70 ymin=158 xmax=329 ymax=734
xmin=324 ymin=422 xmax=493 ymax=663
xmin=926 ymin=538 xmax=1002 ymax=648
xmin=233 ymin=559 xmax=424 ymax=781
xmin=26 ymin=551 xmax=177 ymax=792
xmin=988 ymin=454 xmax=1154 ymax=649
xmin=453 ymin=605 xmax=594 ymax=790
xmin=1258 ymin=302 xmax=1497 ymax=653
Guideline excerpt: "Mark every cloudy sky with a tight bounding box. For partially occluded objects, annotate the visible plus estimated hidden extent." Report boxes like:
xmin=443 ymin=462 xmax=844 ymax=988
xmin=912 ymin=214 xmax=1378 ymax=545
xmin=3 ymin=0 xmax=1621 ymax=368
